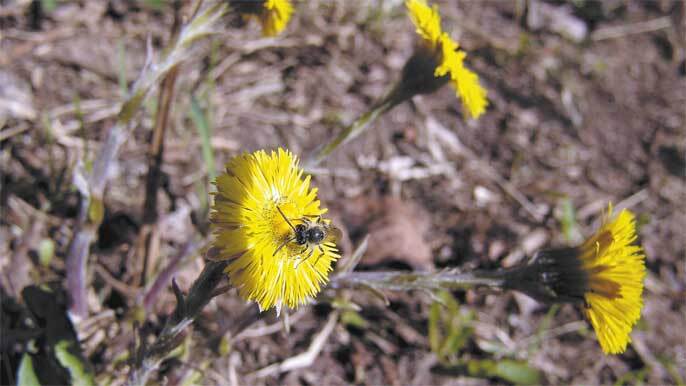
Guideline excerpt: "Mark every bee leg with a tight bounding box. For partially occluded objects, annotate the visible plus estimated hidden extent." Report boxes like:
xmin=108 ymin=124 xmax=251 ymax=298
xmin=306 ymin=248 xmax=314 ymax=261
xmin=295 ymin=248 xmax=314 ymax=269
xmin=273 ymin=236 xmax=295 ymax=256
xmin=313 ymin=245 xmax=325 ymax=266
xmin=295 ymin=245 xmax=308 ymax=260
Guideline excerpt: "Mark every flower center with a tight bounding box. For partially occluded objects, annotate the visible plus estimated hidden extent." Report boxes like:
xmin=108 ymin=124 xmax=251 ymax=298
xmin=263 ymin=199 xmax=303 ymax=258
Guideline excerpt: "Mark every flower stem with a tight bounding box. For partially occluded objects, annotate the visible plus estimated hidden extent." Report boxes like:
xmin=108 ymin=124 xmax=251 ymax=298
xmin=305 ymin=90 xmax=408 ymax=168
xmin=127 ymin=259 xmax=228 ymax=386
xmin=328 ymin=270 xmax=505 ymax=292
xmin=305 ymin=47 xmax=459 ymax=168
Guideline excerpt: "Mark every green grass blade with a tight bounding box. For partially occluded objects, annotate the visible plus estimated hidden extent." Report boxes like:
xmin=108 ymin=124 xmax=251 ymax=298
xmin=117 ymin=39 xmax=128 ymax=97
xmin=17 ymin=353 xmax=41 ymax=386
xmin=55 ymin=341 xmax=96 ymax=386
xmin=190 ymin=95 xmax=215 ymax=181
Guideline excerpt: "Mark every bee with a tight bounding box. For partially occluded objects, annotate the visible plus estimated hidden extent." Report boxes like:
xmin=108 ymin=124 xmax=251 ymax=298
xmin=274 ymin=206 xmax=342 ymax=266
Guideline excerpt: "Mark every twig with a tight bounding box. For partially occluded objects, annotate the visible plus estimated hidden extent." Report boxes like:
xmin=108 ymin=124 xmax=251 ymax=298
xmin=4 ymin=204 xmax=43 ymax=298
xmin=0 ymin=124 xmax=31 ymax=141
xmin=591 ymin=16 xmax=672 ymax=41
xmin=1 ymin=27 xmax=75 ymax=66
xmin=336 ymin=235 xmax=369 ymax=274
xmin=140 ymin=239 xmax=204 ymax=313
xmin=141 ymin=65 xmax=180 ymax=226
xmin=631 ymin=332 xmax=669 ymax=380
xmin=477 ymin=162 xmax=546 ymax=222
xmin=615 ymin=189 xmax=649 ymax=212
xmin=94 ymin=264 xmax=139 ymax=298
xmin=138 ymin=1 xmax=183 ymax=287
xmin=578 ymin=189 xmax=648 ymax=229
xmin=519 ymin=320 xmax=587 ymax=348
xmin=251 ymin=311 xmax=340 ymax=378
xmin=424 ymin=115 xmax=545 ymax=222
xmin=65 ymin=0 xmax=228 ymax=321
xmin=232 ymin=309 xmax=307 ymax=342
xmin=206 ymin=303 xmax=262 ymax=353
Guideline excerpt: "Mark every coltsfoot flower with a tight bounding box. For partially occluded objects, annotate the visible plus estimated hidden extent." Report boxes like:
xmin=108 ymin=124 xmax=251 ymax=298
xmin=404 ymin=0 xmax=488 ymax=119
xmin=503 ymin=205 xmax=646 ymax=354
xmin=231 ymin=0 xmax=293 ymax=37
xmin=210 ymin=149 xmax=340 ymax=313
xmin=577 ymin=206 xmax=645 ymax=354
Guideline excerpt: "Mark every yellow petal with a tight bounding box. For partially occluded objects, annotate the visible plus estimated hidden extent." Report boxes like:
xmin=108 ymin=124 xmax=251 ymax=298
xmin=260 ymin=0 xmax=293 ymax=37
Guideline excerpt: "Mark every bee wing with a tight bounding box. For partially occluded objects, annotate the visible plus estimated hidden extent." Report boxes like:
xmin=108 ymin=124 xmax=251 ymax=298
xmin=325 ymin=226 xmax=343 ymax=244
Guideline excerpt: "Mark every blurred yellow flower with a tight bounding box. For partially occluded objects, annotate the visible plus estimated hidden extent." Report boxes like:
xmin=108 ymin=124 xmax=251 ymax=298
xmin=578 ymin=206 xmax=645 ymax=354
xmin=210 ymin=149 xmax=340 ymax=313
xmin=405 ymin=0 xmax=488 ymax=119
xmin=232 ymin=0 xmax=293 ymax=37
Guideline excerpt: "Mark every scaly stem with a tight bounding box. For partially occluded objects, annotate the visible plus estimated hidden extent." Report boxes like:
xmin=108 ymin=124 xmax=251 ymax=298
xmin=127 ymin=259 xmax=229 ymax=386
xmin=305 ymin=49 xmax=453 ymax=168
xmin=305 ymin=89 xmax=409 ymax=168
xmin=328 ymin=270 xmax=505 ymax=292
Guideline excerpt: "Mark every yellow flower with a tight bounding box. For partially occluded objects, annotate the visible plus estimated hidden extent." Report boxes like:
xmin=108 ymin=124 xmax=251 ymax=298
xmin=578 ymin=206 xmax=646 ymax=354
xmin=405 ymin=0 xmax=488 ymax=119
xmin=502 ymin=205 xmax=645 ymax=354
xmin=210 ymin=148 xmax=340 ymax=313
xmin=231 ymin=0 xmax=293 ymax=37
